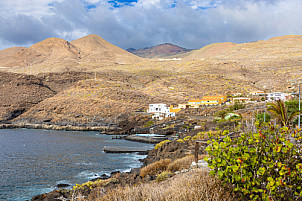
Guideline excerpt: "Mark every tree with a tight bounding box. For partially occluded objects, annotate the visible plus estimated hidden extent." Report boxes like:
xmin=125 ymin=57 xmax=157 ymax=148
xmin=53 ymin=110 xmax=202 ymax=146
xmin=267 ymin=99 xmax=300 ymax=127
xmin=285 ymin=100 xmax=302 ymax=127
xmin=214 ymin=109 xmax=227 ymax=119
xmin=256 ymin=112 xmax=271 ymax=124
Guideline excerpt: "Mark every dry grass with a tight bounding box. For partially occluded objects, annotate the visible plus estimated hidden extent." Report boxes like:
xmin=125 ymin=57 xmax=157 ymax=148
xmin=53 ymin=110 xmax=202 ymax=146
xmin=140 ymin=159 xmax=172 ymax=178
xmin=166 ymin=155 xmax=195 ymax=172
xmin=88 ymin=169 xmax=238 ymax=201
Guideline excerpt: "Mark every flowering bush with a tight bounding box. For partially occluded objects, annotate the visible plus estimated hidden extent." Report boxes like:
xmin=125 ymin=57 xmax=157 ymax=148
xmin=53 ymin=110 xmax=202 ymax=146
xmin=205 ymin=124 xmax=302 ymax=200
xmin=154 ymin=140 xmax=170 ymax=149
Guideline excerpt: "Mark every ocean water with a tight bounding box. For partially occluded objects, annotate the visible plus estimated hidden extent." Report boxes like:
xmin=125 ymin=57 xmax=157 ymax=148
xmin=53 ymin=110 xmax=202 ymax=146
xmin=0 ymin=129 xmax=153 ymax=201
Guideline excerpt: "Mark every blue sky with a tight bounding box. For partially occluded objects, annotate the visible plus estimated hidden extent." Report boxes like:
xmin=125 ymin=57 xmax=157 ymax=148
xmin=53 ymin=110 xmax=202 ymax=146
xmin=0 ymin=0 xmax=302 ymax=50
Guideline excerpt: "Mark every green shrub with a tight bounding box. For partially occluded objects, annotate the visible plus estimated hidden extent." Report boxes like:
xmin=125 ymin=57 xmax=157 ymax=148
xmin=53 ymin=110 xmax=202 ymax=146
xmin=156 ymin=171 xmax=173 ymax=182
xmin=192 ymin=131 xmax=207 ymax=140
xmin=205 ymin=125 xmax=302 ymax=200
xmin=73 ymin=178 xmax=118 ymax=190
xmin=256 ymin=112 xmax=271 ymax=124
xmin=177 ymin=139 xmax=184 ymax=143
xmin=154 ymin=140 xmax=170 ymax=149
xmin=144 ymin=120 xmax=154 ymax=128
xmin=183 ymin=136 xmax=191 ymax=141
xmin=228 ymin=102 xmax=245 ymax=112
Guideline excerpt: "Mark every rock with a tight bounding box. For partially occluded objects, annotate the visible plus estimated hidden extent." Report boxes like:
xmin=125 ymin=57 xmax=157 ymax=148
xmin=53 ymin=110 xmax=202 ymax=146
xmin=181 ymin=169 xmax=189 ymax=173
xmin=110 ymin=171 xmax=121 ymax=176
xmin=144 ymin=175 xmax=153 ymax=182
xmin=90 ymin=174 xmax=110 ymax=181
xmin=190 ymin=159 xmax=209 ymax=170
xmin=130 ymin=168 xmax=140 ymax=174
xmin=56 ymin=183 xmax=70 ymax=188
xmin=31 ymin=189 xmax=71 ymax=201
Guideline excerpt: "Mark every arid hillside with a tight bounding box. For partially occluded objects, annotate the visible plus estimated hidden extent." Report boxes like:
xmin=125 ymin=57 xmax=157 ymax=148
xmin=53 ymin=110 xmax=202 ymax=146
xmin=71 ymin=34 xmax=143 ymax=65
xmin=0 ymin=34 xmax=144 ymax=74
xmin=0 ymin=72 xmax=55 ymax=122
xmin=0 ymin=35 xmax=301 ymax=126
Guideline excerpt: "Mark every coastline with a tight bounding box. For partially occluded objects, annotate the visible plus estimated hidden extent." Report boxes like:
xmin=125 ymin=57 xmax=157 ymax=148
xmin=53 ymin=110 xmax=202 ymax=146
xmin=0 ymin=123 xmax=170 ymax=144
xmin=0 ymin=129 xmax=154 ymax=200
xmin=0 ymin=123 xmax=113 ymax=132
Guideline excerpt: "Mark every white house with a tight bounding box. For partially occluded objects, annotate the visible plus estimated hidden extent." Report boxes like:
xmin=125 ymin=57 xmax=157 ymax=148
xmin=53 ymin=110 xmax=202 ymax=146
xmin=266 ymin=92 xmax=290 ymax=101
xmin=249 ymin=91 xmax=265 ymax=96
xmin=147 ymin=103 xmax=175 ymax=120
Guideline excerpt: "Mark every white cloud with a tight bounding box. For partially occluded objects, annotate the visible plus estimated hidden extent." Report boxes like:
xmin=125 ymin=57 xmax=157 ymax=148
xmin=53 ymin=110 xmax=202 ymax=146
xmin=184 ymin=0 xmax=222 ymax=9
xmin=1 ymin=0 xmax=302 ymax=50
xmin=0 ymin=0 xmax=64 ymax=18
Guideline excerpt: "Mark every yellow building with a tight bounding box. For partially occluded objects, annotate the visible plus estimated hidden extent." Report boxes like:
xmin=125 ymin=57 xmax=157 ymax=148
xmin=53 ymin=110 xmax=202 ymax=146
xmin=187 ymin=99 xmax=203 ymax=108
xmin=169 ymin=105 xmax=182 ymax=113
xmin=177 ymin=104 xmax=187 ymax=109
xmin=200 ymin=95 xmax=227 ymax=105
xmin=249 ymin=91 xmax=265 ymax=96
xmin=187 ymin=95 xmax=227 ymax=106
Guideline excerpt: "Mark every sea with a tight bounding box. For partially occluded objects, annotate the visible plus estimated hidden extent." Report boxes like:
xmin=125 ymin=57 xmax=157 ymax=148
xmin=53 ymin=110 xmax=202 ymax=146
xmin=0 ymin=129 xmax=154 ymax=201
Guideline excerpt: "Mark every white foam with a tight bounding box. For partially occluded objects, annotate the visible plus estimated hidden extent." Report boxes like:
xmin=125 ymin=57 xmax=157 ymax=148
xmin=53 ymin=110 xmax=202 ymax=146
xmin=76 ymin=170 xmax=96 ymax=179
xmin=75 ymin=162 xmax=98 ymax=166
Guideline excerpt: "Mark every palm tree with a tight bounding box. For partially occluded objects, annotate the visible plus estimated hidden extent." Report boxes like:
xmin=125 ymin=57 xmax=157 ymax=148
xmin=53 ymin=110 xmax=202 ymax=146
xmin=266 ymin=99 xmax=300 ymax=127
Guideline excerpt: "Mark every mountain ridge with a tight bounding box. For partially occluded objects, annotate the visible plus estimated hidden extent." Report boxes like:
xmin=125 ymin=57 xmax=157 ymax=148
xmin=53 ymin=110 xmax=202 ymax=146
xmin=127 ymin=43 xmax=194 ymax=58
xmin=0 ymin=34 xmax=144 ymax=73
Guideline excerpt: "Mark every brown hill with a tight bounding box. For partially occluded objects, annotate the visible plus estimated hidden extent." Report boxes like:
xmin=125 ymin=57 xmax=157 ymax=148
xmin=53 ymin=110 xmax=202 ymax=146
xmin=127 ymin=43 xmax=193 ymax=58
xmin=71 ymin=34 xmax=143 ymax=64
xmin=185 ymin=35 xmax=302 ymax=63
xmin=0 ymin=47 xmax=26 ymax=67
xmin=0 ymin=35 xmax=144 ymax=74
xmin=0 ymin=38 xmax=80 ymax=71
xmin=0 ymin=72 xmax=56 ymax=122
xmin=185 ymin=42 xmax=237 ymax=60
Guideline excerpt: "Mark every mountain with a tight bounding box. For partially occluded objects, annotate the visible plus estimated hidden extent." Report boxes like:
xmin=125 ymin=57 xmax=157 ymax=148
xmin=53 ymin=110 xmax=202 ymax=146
xmin=0 ymin=34 xmax=143 ymax=73
xmin=0 ymin=47 xmax=26 ymax=67
xmin=185 ymin=42 xmax=237 ymax=60
xmin=184 ymin=35 xmax=302 ymax=63
xmin=0 ymin=38 xmax=80 ymax=68
xmin=127 ymin=43 xmax=194 ymax=58
xmin=70 ymin=34 xmax=143 ymax=64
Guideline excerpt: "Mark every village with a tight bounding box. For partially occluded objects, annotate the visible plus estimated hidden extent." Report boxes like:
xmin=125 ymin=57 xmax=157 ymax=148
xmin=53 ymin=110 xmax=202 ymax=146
xmin=146 ymin=91 xmax=295 ymax=120
xmin=110 ymin=89 xmax=300 ymax=145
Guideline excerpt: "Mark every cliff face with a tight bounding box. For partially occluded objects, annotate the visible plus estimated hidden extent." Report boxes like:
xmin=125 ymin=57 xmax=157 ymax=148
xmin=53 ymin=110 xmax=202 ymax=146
xmin=0 ymin=72 xmax=55 ymax=122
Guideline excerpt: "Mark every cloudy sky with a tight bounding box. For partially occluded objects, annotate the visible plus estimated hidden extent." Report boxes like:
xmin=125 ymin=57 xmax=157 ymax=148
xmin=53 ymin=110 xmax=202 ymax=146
xmin=0 ymin=0 xmax=302 ymax=50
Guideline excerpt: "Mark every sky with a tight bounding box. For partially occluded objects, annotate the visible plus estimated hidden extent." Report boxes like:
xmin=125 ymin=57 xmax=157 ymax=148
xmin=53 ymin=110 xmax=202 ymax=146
xmin=0 ymin=0 xmax=302 ymax=50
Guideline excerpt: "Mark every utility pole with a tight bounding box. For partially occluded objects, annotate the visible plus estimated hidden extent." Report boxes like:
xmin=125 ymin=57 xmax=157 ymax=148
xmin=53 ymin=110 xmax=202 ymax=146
xmin=299 ymin=84 xmax=301 ymax=129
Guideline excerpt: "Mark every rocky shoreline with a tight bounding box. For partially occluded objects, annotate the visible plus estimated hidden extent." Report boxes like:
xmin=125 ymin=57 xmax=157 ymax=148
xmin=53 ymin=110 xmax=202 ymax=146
xmin=0 ymin=123 xmax=175 ymax=144
xmin=0 ymin=123 xmax=113 ymax=132
xmin=30 ymin=139 xmax=192 ymax=201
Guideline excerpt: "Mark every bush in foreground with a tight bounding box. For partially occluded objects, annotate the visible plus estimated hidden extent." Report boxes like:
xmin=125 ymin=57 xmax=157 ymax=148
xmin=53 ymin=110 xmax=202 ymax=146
xmin=166 ymin=155 xmax=195 ymax=172
xmin=90 ymin=170 xmax=238 ymax=201
xmin=140 ymin=159 xmax=172 ymax=178
xmin=205 ymin=124 xmax=302 ymax=200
